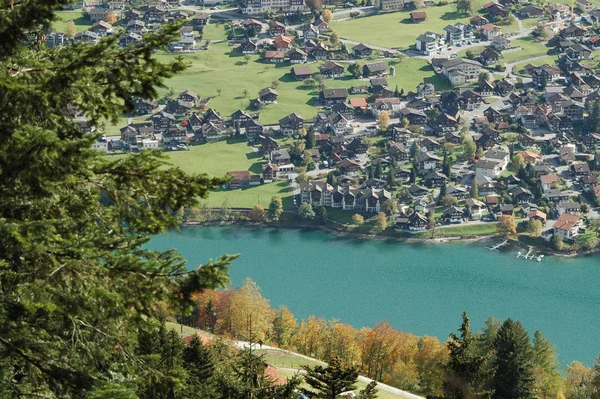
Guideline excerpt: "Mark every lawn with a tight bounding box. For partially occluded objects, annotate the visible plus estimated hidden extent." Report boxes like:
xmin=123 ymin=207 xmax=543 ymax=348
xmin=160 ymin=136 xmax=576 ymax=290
xmin=53 ymin=10 xmax=92 ymax=33
xmin=521 ymin=17 xmax=543 ymax=29
xmin=414 ymin=222 xmax=499 ymax=237
xmin=153 ymin=43 xmax=448 ymax=124
xmin=332 ymin=0 xmax=518 ymax=50
xmin=203 ymin=180 xmax=294 ymax=209
xmin=255 ymin=349 xmax=325 ymax=369
xmin=502 ymin=37 xmax=550 ymax=63
xmin=202 ymin=23 xmax=228 ymax=41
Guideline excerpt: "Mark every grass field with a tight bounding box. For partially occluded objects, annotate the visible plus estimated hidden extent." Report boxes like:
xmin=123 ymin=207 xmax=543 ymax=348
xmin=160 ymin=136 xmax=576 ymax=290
xmin=53 ymin=10 xmax=92 ymax=33
xmin=153 ymin=43 xmax=448 ymax=124
xmin=502 ymin=37 xmax=550 ymax=63
xmin=332 ymin=0 xmax=518 ymax=50
xmin=255 ymin=349 xmax=325 ymax=369
xmin=165 ymin=138 xmax=263 ymax=176
xmin=202 ymin=180 xmax=294 ymax=209
xmin=418 ymin=222 xmax=499 ymax=237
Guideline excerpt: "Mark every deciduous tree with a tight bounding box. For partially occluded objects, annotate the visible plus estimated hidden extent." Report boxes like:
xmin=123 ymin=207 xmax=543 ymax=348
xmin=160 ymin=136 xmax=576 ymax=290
xmin=352 ymin=214 xmax=365 ymax=225
xmin=64 ymin=20 xmax=76 ymax=38
xmin=374 ymin=212 xmax=388 ymax=233
xmin=268 ymin=195 xmax=284 ymax=221
xmin=377 ymin=111 xmax=391 ymax=130
xmin=497 ymin=215 xmax=517 ymax=238
xmin=527 ymin=219 xmax=542 ymax=237
xmin=299 ymin=202 xmax=316 ymax=220
xmin=322 ymin=9 xmax=333 ymax=23
xmin=456 ymin=0 xmax=474 ymax=15
xmin=250 ymin=204 xmax=267 ymax=221
xmin=512 ymin=153 xmax=524 ymax=173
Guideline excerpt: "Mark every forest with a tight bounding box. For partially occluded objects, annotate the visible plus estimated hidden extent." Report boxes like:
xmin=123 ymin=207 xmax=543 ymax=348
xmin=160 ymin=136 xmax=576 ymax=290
xmin=183 ymin=279 xmax=600 ymax=399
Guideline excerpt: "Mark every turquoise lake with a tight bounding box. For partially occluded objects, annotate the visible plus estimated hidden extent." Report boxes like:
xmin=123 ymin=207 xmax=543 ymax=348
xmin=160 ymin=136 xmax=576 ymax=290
xmin=149 ymin=226 xmax=600 ymax=366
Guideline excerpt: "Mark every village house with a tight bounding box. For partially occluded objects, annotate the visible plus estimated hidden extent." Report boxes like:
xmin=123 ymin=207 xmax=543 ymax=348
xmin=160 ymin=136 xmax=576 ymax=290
xmin=269 ymin=20 xmax=286 ymax=36
xmin=292 ymin=65 xmax=312 ymax=81
xmin=270 ymin=149 xmax=291 ymax=165
xmin=443 ymin=206 xmax=466 ymax=224
xmin=552 ymin=213 xmax=582 ymax=240
xmin=363 ymin=61 xmax=388 ymax=77
xmin=443 ymin=22 xmax=473 ymax=46
xmin=353 ymin=43 xmax=374 ymax=59
xmin=264 ymin=51 xmax=286 ymax=63
xmin=321 ymin=88 xmax=348 ymax=104
xmin=396 ymin=212 xmax=429 ymax=231
xmin=288 ymin=48 xmax=308 ymax=63
xmin=415 ymin=152 xmax=441 ymax=173
xmin=279 ymin=113 xmax=304 ymax=136
xmin=319 ymin=61 xmax=345 ymax=78
xmin=416 ymin=32 xmax=445 ymax=55
xmin=475 ymin=159 xmax=502 ymax=179
xmin=466 ymin=198 xmax=487 ymax=220
xmin=258 ymin=87 xmax=278 ymax=104
xmin=440 ymin=58 xmax=482 ymax=85
xmin=227 ymin=171 xmax=261 ymax=189
xmin=262 ymin=163 xmax=278 ymax=183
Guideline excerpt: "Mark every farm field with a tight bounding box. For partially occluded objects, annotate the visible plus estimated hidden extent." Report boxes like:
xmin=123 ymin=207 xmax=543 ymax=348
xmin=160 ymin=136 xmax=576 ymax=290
xmin=53 ymin=10 xmax=92 ymax=33
xmin=332 ymin=0 xmax=519 ymax=50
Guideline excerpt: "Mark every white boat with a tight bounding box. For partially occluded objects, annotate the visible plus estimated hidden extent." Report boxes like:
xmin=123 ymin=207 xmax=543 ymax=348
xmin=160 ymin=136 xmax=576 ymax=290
xmin=517 ymin=251 xmax=522 ymax=258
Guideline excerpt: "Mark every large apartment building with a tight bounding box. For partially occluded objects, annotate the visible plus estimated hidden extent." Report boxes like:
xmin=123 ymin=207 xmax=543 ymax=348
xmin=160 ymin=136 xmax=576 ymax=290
xmin=375 ymin=0 xmax=413 ymax=12
xmin=241 ymin=0 xmax=307 ymax=15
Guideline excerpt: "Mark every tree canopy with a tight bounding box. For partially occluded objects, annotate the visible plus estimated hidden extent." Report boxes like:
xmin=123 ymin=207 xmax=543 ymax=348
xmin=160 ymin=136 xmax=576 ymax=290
xmin=0 ymin=3 xmax=233 ymax=396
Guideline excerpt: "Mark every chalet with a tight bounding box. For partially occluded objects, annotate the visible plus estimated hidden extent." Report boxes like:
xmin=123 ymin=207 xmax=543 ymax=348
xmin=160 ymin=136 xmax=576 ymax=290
xmin=242 ymin=19 xmax=263 ymax=34
xmin=415 ymin=152 xmax=441 ymax=173
xmin=132 ymin=98 xmax=157 ymax=115
xmin=529 ymin=210 xmax=547 ymax=225
xmin=73 ymin=30 xmax=100 ymax=44
xmin=227 ymin=171 xmax=260 ymax=189
xmin=310 ymin=42 xmax=329 ymax=60
xmin=557 ymin=201 xmax=581 ymax=215
xmin=560 ymin=24 xmax=587 ymax=41
xmin=408 ymin=184 xmax=429 ymax=198
xmin=188 ymin=112 xmax=204 ymax=131
xmin=392 ymin=127 xmax=412 ymax=142
xmin=319 ymin=61 xmax=345 ymax=78
xmin=495 ymin=79 xmax=514 ymax=95
xmin=466 ymin=198 xmax=487 ymax=220
xmin=270 ymin=149 xmax=291 ymax=165
xmin=349 ymin=97 xmax=368 ymax=111
xmin=145 ymin=6 xmax=167 ymax=22
xmin=179 ymin=89 xmax=199 ymax=104
xmin=321 ymin=88 xmax=348 ymax=104
xmin=126 ymin=19 xmax=147 ymax=34
xmin=331 ymin=102 xmax=355 ymax=119
xmin=411 ymin=11 xmax=427 ymax=23
xmin=443 ymin=206 xmax=466 ymax=224
xmin=303 ymin=25 xmax=319 ymax=42
xmin=191 ymin=13 xmax=209 ymax=28
xmin=416 ymin=82 xmax=435 ymax=98
xmin=347 ymin=138 xmax=368 ymax=154
xmin=362 ymin=61 xmax=388 ymax=77
xmin=475 ymin=159 xmax=501 ymax=179
xmin=262 ymin=163 xmax=278 ymax=183
xmin=418 ymin=137 xmax=440 ymax=152
xmin=279 ymin=113 xmax=304 ymax=136
xmin=581 ymin=175 xmax=599 ymax=190
xmin=447 ymin=185 xmax=469 ymax=199
xmin=152 ymin=111 xmax=176 ymax=132
xmin=486 ymin=4 xmax=508 ymax=19
xmin=388 ymin=141 xmax=410 ymax=162
xmin=230 ymin=109 xmax=253 ymax=128
xmin=571 ymin=162 xmax=591 ymax=176
xmin=581 ymin=133 xmax=600 ymax=147
xmin=88 ymin=7 xmax=112 ymax=22
xmin=398 ymin=212 xmax=428 ymax=231
xmin=269 ymin=21 xmax=286 ymax=35
xmin=288 ymin=48 xmax=307 ymax=63
xmin=261 ymin=135 xmax=279 ymax=154
xmin=470 ymin=15 xmax=489 ymax=27
xmin=336 ymin=158 xmax=362 ymax=174
xmin=274 ymin=35 xmax=294 ymax=50
xmin=264 ymin=51 xmax=286 ymax=63
xmin=479 ymin=47 xmax=502 ymax=65
xmin=424 ymin=171 xmax=447 ymax=188
xmin=511 ymin=186 xmax=534 ymax=203
xmin=89 ymin=20 xmax=113 ymax=36
xmin=398 ymin=108 xmax=427 ymax=125
xmin=258 ymin=87 xmax=278 ymax=104
xmin=553 ymin=213 xmax=582 ymax=240
xmin=519 ymin=4 xmax=544 ymax=17
xmin=353 ymin=43 xmax=374 ymax=58
xmin=244 ymin=119 xmax=264 ymax=141
xmin=240 ymin=40 xmax=258 ymax=54
xmin=203 ymin=108 xmax=222 ymax=123
xmin=431 ymin=112 xmax=459 ymax=135
xmin=311 ymin=17 xmax=329 ymax=33
xmin=123 ymin=9 xmax=142 ymax=22
xmin=292 ymin=65 xmax=312 ymax=80
xmin=565 ymin=43 xmax=592 ymax=61
xmin=165 ymin=99 xmax=193 ymax=116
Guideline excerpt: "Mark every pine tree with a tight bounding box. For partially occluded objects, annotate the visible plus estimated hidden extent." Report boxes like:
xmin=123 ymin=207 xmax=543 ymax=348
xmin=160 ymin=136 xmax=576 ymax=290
xmin=492 ymin=319 xmax=535 ymax=399
xmin=0 ymin=6 xmax=233 ymax=396
xmin=374 ymin=162 xmax=383 ymax=179
xmin=445 ymin=312 xmax=488 ymax=399
xmin=470 ymin=181 xmax=479 ymax=199
xmin=302 ymin=356 xmax=359 ymax=399
xmin=439 ymin=181 xmax=447 ymax=199
xmin=306 ymin=128 xmax=316 ymax=149
xmin=587 ymin=100 xmax=600 ymax=132
xmin=387 ymin=165 xmax=396 ymax=187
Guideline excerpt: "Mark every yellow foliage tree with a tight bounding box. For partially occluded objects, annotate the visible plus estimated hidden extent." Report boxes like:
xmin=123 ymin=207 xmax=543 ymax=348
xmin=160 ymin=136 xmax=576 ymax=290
xmin=64 ymin=20 xmax=76 ymax=38
xmin=221 ymin=278 xmax=274 ymax=340
xmin=322 ymin=9 xmax=333 ymax=24
xmin=497 ymin=215 xmax=517 ymax=238
xmin=293 ymin=315 xmax=330 ymax=358
xmin=377 ymin=111 xmax=390 ymax=131
xmin=106 ymin=11 xmax=118 ymax=24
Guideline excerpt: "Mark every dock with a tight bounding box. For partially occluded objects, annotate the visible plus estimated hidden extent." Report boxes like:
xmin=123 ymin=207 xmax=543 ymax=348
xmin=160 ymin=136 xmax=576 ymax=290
xmin=487 ymin=239 xmax=508 ymax=251
xmin=516 ymin=246 xmax=544 ymax=262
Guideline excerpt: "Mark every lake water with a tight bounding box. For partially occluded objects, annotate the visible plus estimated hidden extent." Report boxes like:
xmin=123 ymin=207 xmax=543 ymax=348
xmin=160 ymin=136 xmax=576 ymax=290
xmin=149 ymin=226 xmax=600 ymax=366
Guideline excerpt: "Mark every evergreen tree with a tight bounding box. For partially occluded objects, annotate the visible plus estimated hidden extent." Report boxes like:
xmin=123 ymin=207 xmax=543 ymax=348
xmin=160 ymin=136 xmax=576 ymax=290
xmin=439 ymin=181 xmax=447 ymax=199
xmin=531 ymin=331 xmax=561 ymax=399
xmin=306 ymin=128 xmax=316 ymax=149
xmin=587 ymin=100 xmax=600 ymax=132
xmin=492 ymin=319 xmax=535 ymax=399
xmin=387 ymin=165 xmax=396 ymax=187
xmin=411 ymin=165 xmax=418 ymax=183
xmin=206 ymin=299 xmax=218 ymax=333
xmin=358 ymin=380 xmax=379 ymax=399
xmin=327 ymin=172 xmax=336 ymax=185
xmin=442 ymin=150 xmax=451 ymax=176
xmin=302 ymin=356 xmax=359 ymax=399
xmin=315 ymin=205 xmax=328 ymax=225
xmin=445 ymin=312 xmax=488 ymax=399
xmin=470 ymin=181 xmax=479 ymax=199
xmin=183 ymin=336 xmax=217 ymax=398
xmin=374 ymin=162 xmax=383 ymax=179
xmin=0 ymin=5 xmax=232 ymax=396
xmin=394 ymin=85 xmax=400 ymax=97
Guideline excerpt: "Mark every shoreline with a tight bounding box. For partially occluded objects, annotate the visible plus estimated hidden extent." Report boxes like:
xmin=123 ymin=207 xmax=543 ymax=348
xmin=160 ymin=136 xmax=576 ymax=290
xmin=181 ymin=218 xmax=600 ymax=258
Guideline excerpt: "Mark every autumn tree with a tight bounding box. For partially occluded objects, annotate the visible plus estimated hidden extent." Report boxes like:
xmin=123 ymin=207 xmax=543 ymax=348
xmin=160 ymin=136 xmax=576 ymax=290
xmin=306 ymin=0 xmax=323 ymax=10
xmin=565 ymin=361 xmax=595 ymax=399
xmin=64 ymin=20 xmax=76 ymax=38
xmin=322 ymin=9 xmax=333 ymax=24
xmin=527 ymin=219 xmax=542 ymax=237
xmin=358 ymin=321 xmax=402 ymax=382
xmin=268 ymin=195 xmax=284 ymax=221
xmin=106 ymin=11 xmax=118 ymax=24
xmin=374 ymin=212 xmax=388 ymax=233
xmin=378 ymin=111 xmax=391 ymax=130
xmin=221 ymin=278 xmax=274 ymax=339
xmin=250 ymin=204 xmax=267 ymax=221
xmin=492 ymin=319 xmax=535 ymax=399
xmin=352 ymin=213 xmax=365 ymax=225
xmin=497 ymin=215 xmax=517 ymax=238
xmin=329 ymin=31 xmax=340 ymax=47
xmin=294 ymin=316 xmax=330 ymax=358
xmin=271 ymin=305 xmax=298 ymax=347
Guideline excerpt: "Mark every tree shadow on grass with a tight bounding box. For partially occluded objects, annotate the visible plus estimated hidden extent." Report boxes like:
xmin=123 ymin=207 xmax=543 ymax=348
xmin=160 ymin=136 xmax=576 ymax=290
xmin=306 ymin=97 xmax=320 ymax=106
xmin=246 ymin=151 xmax=262 ymax=161
xmin=249 ymin=161 xmax=264 ymax=174
xmin=399 ymin=18 xmax=413 ymax=24
xmin=441 ymin=11 xmax=465 ymax=20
